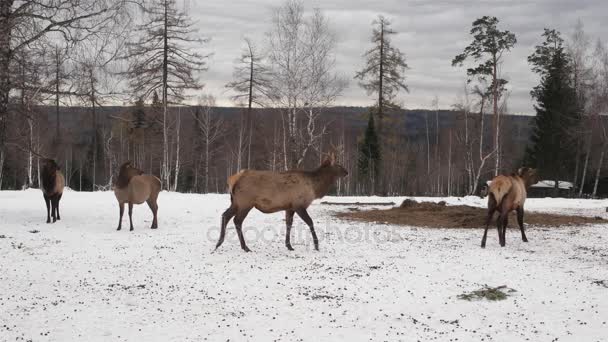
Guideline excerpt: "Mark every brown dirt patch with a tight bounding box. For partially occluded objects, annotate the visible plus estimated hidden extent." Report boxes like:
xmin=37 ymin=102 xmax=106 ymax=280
xmin=335 ymin=199 xmax=606 ymax=229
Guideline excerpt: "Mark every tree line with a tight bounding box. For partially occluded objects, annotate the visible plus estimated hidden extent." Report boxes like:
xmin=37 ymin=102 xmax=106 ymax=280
xmin=1 ymin=0 xmax=607 ymax=197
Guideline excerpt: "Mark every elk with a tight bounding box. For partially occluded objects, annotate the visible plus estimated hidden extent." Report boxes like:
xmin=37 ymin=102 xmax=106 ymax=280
xmin=215 ymin=153 xmax=348 ymax=252
xmin=114 ymin=161 xmax=161 ymax=231
xmin=41 ymin=159 xmax=65 ymax=223
xmin=481 ymin=167 xmax=539 ymax=248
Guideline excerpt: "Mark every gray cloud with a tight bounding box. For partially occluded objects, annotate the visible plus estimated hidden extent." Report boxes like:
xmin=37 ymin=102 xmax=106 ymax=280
xmin=188 ymin=0 xmax=607 ymax=114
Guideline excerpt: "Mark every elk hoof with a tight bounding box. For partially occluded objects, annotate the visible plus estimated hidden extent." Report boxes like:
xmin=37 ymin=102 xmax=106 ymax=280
xmin=117 ymin=227 xmax=121 ymax=231
xmin=286 ymin=245 xmax=294 ymax=251
xmin=52 ymin=218 xmax=56 ymax=223
xmin=151 ymin=226 xmax=158 ymax=229
xmin=129 ymin=227 xmax=134 ymax=231
xmin=242 ymin=247 xmax=251 ymax=253
xmin=523 ymin=238 xmax=529 ymax=242
xmin=46 ymin=219 xmax=51 ymax=224
xmin=481 ymin=243 xmax=486 ymax=249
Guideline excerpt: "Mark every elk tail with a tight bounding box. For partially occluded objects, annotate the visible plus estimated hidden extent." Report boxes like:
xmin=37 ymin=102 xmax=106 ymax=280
xmin=489 ymin=178 xmax=511 ymax=206
xmin=227 ymin=170 xmax=246 ymax=196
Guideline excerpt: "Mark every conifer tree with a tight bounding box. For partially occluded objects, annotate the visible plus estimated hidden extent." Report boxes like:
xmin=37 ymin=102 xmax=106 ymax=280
xmin=524 ymin=30 xmax=581 ymax=195
xmin=358 ymin=111 xmax=381 ymax=194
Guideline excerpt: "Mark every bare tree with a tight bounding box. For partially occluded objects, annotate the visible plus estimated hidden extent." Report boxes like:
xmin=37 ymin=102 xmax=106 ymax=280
xmin=226 ymin=37 xmax=273 ymax=170
xmin=124 ymin=0 xmax=209 ymax=189
xmin=267 ymin=0 xmax=345 ymax=169
xmin=0 ymin=0 xmax=128 ymax=179
xmin=192 ymin=95 xmax=225 ymax=193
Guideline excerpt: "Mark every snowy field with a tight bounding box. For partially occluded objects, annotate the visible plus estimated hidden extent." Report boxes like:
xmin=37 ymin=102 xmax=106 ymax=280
xmin=1 ymin=189 xmax=608 ymax=341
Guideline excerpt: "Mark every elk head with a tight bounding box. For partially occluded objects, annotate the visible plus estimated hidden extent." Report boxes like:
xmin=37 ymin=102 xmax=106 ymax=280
xmin=320 ymin=152 xmax=348 ymax=178
xmin=518 ymin=167 xmax=539 ymax=187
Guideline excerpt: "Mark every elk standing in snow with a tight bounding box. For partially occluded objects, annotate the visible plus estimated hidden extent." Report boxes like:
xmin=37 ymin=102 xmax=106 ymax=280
xmin=114 ymin=161 xmax=161 ymax=231
xmin=41 ymin=159 xmax=65 ymax=223
xmin=215 ymin=153 xmax=348 ymax=252
xmin=481 ymin=167 xmax=539 ymax=248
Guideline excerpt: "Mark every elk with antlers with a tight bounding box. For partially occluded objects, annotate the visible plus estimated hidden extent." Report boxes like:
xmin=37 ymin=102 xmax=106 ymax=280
xmin=215 ymin=152 xmax=348 ymax=252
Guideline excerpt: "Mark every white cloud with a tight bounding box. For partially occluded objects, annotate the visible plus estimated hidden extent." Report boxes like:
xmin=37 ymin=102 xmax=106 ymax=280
xmin=187 ymin=0 xmax=608 ymax=114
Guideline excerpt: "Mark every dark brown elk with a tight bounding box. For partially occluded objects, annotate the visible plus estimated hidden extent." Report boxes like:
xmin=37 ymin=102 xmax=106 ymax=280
xmin=114 ymin=161 xmax=161 ymax=231
xmin=481 ymin=167 xmax=539 ymax=248
xmin=41 ymin=159 xmax=65 ymax=223
xmin=215 ymin=154 xmax=348 ymax=252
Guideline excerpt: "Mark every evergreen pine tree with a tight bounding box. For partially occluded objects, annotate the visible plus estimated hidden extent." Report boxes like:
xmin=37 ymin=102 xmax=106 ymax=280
xmin=524 ymin=31 xmax=581 ymax=195
xmin=132 ymin=97 xmax=146 ymax=129
xmin=358 ymin=111 xmax=381 ymax=194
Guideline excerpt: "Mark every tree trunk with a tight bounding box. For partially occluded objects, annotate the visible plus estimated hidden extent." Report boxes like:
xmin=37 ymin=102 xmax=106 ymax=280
xmin=435 ymin=106 xmax=440 ymax=194
xmin=0 ymin=0 xmax=12 ymax=168
xmin=592 ymin=148 xmax=605 ymax=198
xmin=161 ymin=0 xmax=170 ymax=189
xmin=172 ymin=108 xmax=181 ymax=192
xmin=492 ymin=56 xmax=499 ymax=176
xmin=578 ymin=136 xmax=591 ymax=197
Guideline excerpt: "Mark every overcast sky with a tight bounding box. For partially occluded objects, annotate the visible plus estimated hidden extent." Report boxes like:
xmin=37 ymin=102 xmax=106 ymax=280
xmin=187 ymin=0 xmax=607 ymax=114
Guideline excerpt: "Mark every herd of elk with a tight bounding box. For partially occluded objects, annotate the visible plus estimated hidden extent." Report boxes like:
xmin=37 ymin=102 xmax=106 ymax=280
xmin=41 ymin=159 xmax=65 ymax=223
xmin=114 ymin=161 xmax=161 ymax=231
xmin=481 ymin=167 xmax=539 ymax=248
xmin=214 ymin=153 xmax=348 ymax=252
xmin=36 ymin=156 xmax=541 ymax=252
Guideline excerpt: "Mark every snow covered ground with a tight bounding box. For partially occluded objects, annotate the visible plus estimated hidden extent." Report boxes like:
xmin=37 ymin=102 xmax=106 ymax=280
xmin=1 ymin=190 xmax=607 ymax=341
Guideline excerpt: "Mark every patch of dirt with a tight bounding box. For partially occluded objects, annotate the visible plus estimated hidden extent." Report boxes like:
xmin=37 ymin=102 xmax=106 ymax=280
xmin=336 ymin=199 xmax=606 ymax=229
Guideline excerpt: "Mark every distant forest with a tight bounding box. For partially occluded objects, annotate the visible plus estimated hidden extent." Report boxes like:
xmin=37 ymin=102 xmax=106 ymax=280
xmin=3 ymin=104 xmax=604 ymax=196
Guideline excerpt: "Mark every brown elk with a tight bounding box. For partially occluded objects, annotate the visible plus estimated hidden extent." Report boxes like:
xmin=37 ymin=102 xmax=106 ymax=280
xmin=41 ymin=159 xmax=65 ymax=223
xmin=215 ymin=153 xmax=348 ymax=252
xmin=114 ymin=161 xmax=161 ymax=231
xmin=481 ymin=167 xmax=539 ymax=248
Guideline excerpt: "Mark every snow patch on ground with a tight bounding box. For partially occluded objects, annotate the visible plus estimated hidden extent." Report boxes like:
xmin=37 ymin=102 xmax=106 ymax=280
xmin=1 ymin=191 xmax=607 ymax=341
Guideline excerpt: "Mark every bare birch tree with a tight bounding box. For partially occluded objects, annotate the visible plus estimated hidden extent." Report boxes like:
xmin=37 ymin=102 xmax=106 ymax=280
xmin=192 ymin=95 xmax=224 ymax=193
xmin=267 ymin=0 xmax=345 ymax=169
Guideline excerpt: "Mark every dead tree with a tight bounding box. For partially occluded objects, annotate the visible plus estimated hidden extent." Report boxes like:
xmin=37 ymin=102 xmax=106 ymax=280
xmin=192 ymin=95 xmax=225 ymax=193
xmin=267 ymin=0 xmax=345 ymax=169
xmin=0 ymin=0 xmax=127 ymax=183
xmin=124 ymin=0 xmax=209 ymax=190
xmin=226 ymin=38 xmax=273 ymax=170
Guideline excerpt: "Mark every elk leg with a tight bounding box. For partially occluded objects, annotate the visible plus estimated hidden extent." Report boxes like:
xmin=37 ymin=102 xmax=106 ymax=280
xmin=117 ymin=202 xmax=125 ymax=231
xmin=51 ymin=195 xmax=58 ymax=223
xmin=128 ymin=203 xmax=134 ymax=231
xmin=44 ymin=194 xmax=51 ymax=223
xmin=215 ymin=205 xmax=236 ymax=251
xmin=56 ymin=193 xmax=62 ymax=220
xmin=285 ymin=210 xmax=295 ymax=251
xmin=147 ymin=199 xmax=158 ymax=229
xmin=500 ymin=212 xmax=509 ymax=247
xmin=234 ymin=208 xmax=251 ymax=252
xmin=481 ymin=195 xmax=497 ymax=248
xmin=517 ymin=207 xmax=528 ymax=242
xmin=296 ymin=208 xmax=319 ymax=251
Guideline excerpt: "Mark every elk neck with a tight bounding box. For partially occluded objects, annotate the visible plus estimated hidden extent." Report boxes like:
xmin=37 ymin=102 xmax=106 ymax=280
xmin=309 ymin=166 xmax=337 ymax=198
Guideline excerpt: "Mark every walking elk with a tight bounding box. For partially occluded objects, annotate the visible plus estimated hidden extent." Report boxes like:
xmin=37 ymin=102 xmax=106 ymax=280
xmin=215 ymin=153 xmax=348 ymax=252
